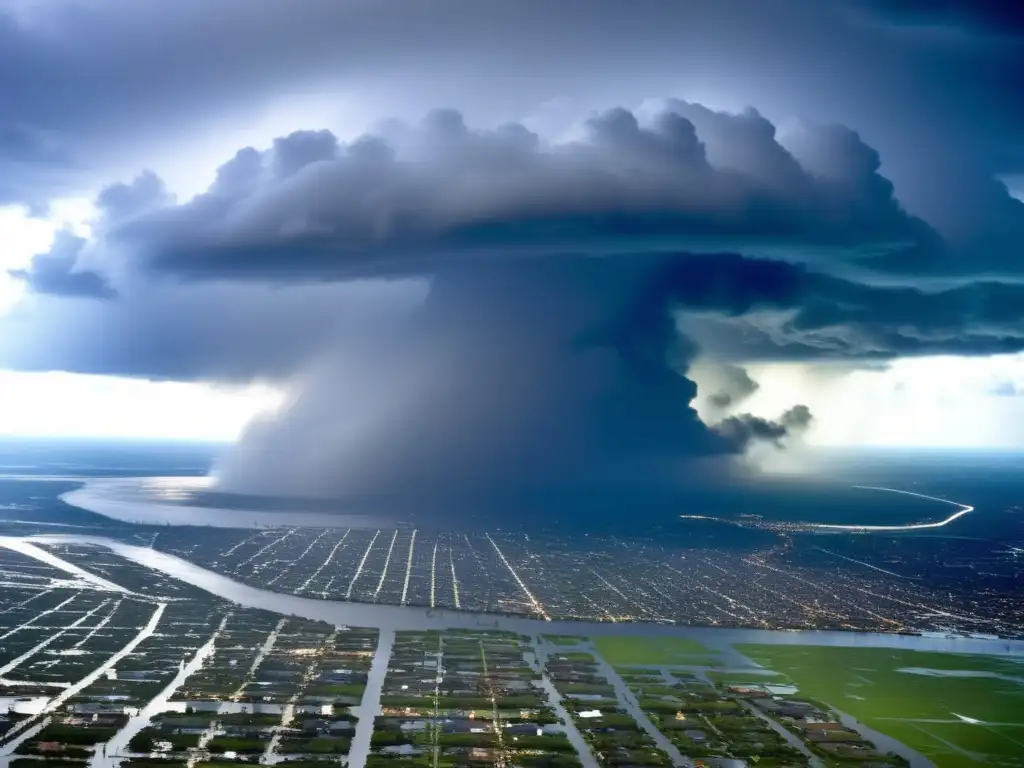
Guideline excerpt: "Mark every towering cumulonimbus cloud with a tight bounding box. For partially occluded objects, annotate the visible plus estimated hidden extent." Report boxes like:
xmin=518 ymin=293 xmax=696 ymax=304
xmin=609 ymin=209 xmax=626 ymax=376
xmin=5 ymin=100 xmax=1024 ymax=504
xmin=59 ymin=103 xmax=936 ymax=287
xmin=212 ymin=257 xmax=799 ymax=503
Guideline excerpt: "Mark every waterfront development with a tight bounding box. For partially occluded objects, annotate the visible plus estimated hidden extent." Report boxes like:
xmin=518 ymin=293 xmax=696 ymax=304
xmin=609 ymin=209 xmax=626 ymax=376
xmin=0 ymin=533 xmax=1022 ymax=768
xmin=43 ymin=477 xmax=1024 ymax=640
xmin=134 ymin=523 xmax=1023 ymax=639
xmin=1 ymin=463 xmax=1023 ymax=768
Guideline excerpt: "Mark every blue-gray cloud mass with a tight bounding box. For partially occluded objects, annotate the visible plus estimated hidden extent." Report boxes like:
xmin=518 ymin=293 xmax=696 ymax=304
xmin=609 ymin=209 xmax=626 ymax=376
xmin=1 ymin=0 xmax=1022 ymax=500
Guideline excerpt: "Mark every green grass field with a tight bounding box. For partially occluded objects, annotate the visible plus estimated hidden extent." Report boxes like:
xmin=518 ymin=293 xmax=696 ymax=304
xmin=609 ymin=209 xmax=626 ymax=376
xmin=593 ymin=635 xmax=713 ymax=666
xmin=542 ymin=634 xmax=587 ymax=646
xmin=737 ymin=644 xmax=1024 ymax=768
xmin=551 ymin=651 xmax=596 ymax=662
xmin=704 ymin=669 xmax=793 ymax=687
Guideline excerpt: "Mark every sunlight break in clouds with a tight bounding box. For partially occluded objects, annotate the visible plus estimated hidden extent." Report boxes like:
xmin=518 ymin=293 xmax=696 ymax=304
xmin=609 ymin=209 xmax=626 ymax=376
xmin=0 ymin=371 xmax=281 ymax=441
xmin=745 ymin=355 xmax=1024 ymax=449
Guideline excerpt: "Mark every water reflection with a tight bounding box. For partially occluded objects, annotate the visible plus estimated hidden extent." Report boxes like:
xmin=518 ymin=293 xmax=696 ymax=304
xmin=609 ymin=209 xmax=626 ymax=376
xmin=62 ymin=479 xmax=390 ymax=529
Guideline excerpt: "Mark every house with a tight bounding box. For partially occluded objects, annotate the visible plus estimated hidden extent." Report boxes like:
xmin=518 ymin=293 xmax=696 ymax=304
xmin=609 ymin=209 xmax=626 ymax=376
xmin=684 ymin=729 xmax=708 ymax=743
xmin=36 ymin=742 xmax=64 ymax=753
xmin=301 ymin=719 xmax=330 ymax=735
xmin=93 ymin=714 xmax=125 ymax=727
xmin=727 ymin=686 xmax=765 ymax=697
xmin=441 ymin=718 xmax=485 ymax=734
xmin=693 ymin=759 xmax=747 ymax=768
xmin=751 ymin=698 xmax=816 ymax=718
xmin=68 ymin=703 xmax=124 ymax=715
xmin=806 ymin=729 xmax=864 ymax=744
xmin=380 ymin=744 xmax=420 ymax=756
xmin=802 ymin=722 xmax=843 ymax=732
xmin=222 ymin=726 xmax=268 ymax=741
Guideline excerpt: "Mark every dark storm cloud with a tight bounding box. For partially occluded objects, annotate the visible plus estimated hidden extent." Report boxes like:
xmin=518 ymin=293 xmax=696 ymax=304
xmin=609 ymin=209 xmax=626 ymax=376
xmin=9 ymin=230 xmax=116 ymax=300
xmin=852 ymin=0 xmax=1024 ymax=34
xmin=0 ymin=279 xmax=427 ymax=382
xmin=4 ymin=94 xmax=1020 ymax=503
xmin=100 ymin=104 xmax=936 ymax=283
xmin=9 ymin=170 xmax=175 ymax=300
xmin=96 ymin=171 xmax=175 ymax=223
xmin=3 ymin=0 xmax=1020 ymax=223
xmin=649 ymin=253 xmax=1024 ymax=360
xmin=715 ymin=405 xmax=813 ymax=449
xmin=0 ymin=122 xmax=81 ymax=209
xmin=708 ymin=365 xmax=760 ymax=410
xmin=1 ymin=0 xmax=1021 ymax=503
xmin=212 ymin=259 xmax=811 ymax=501
xmin=7 ymin=102 xmax=1024 ymax=381
xmin=2 ymin=0 xmax=842 ymax=202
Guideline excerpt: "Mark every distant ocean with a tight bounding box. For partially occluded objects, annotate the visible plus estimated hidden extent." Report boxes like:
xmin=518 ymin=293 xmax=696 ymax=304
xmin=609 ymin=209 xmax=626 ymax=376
xmin=0 ymin=437 xmax=1021 ymax=546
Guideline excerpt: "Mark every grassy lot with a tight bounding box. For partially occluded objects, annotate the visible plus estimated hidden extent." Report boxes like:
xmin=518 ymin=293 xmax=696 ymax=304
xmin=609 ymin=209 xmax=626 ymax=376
xmin=551 ymin=651 xmax=595 ymax=662
xmin=737 ymin=644 xmax=1024 ymax=768
xmin=543 ymin=634 xmax=588 ymax=646
xmin=592 ymin=635 xmax=711 ymax=666
xmin=705 ymin=669 xmax=793 ymax=686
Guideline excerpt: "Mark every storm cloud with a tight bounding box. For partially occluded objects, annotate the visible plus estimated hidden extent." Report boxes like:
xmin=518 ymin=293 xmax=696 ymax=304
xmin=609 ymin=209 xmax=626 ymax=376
xmin=87 ymin=104 xmax=937 ymax=283
xmin=9 ymin=229 xmax=116 ymax=300
xmin=715 ymin=404 xmax=814 ymax=449
xmin=3 ymin=87 xmax=1023 ymax=502
xmin=851 ymin=0 xmax=1024 ymax=34
xmin=19 ymin=100 xmax=1013 ymax=376
xmin=707 ymin=365 xmax=761 ymax=411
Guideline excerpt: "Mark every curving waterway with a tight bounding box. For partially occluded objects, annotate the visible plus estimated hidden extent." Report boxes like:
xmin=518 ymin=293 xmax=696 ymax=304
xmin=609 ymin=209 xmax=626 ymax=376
xmin=813 ymin=486 xmax=974 ymax=531
xmin=682 ymin=485 xmax=974 ymax=533
xmin=21 ymin=534 xmax=1024 ymax=657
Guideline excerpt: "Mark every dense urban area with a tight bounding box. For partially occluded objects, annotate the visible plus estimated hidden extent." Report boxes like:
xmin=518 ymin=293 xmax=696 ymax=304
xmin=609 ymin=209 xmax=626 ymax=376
xmin=143 ymin=526 xmax=1024 ymax=639
xmin=0 ymin=534 xmax=1022 ymax=768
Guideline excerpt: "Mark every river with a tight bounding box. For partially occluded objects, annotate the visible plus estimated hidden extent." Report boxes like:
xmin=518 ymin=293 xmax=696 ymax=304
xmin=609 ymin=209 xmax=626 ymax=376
xmin=20 ymin=534 xmax=1024 ymax=657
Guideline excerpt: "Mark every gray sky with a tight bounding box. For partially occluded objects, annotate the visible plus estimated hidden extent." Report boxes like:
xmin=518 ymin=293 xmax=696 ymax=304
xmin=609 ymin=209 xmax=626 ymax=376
xmin=1 ymin=0 xmax=1022 ymax=490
